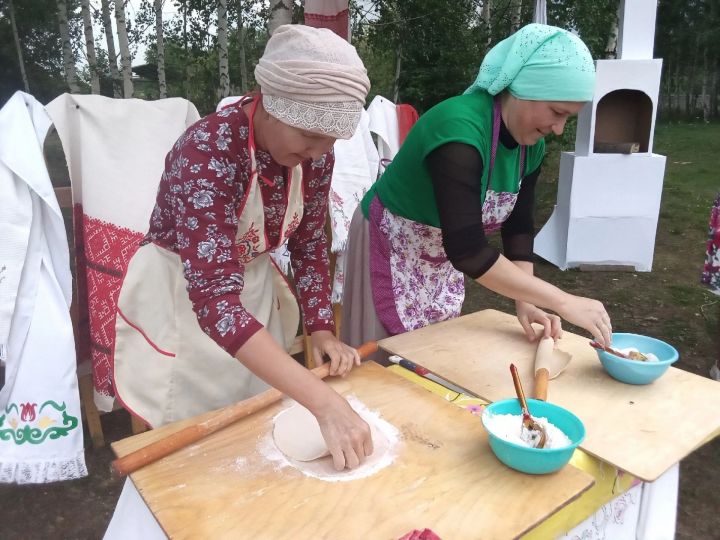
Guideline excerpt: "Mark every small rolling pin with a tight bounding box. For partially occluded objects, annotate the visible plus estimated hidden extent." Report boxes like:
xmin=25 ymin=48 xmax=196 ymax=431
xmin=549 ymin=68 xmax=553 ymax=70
xmin=533 ymin=337 xmax=553 ymax=401
xmin=111 ymin=341 xmax=379 ymax=477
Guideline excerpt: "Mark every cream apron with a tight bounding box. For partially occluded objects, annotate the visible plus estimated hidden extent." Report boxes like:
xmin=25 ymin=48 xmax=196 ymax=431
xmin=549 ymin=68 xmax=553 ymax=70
xmin=113 ymin=99 xmax=303 ymax=427
xmin=369 ymin=96 xmax=526 ymax=335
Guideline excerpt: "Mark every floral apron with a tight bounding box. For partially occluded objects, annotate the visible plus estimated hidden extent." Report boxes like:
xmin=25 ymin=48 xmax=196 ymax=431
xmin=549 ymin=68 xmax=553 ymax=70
xmin=369 ymin=97 xmax=526 ymax=334
xmin=113 ymin=98 xmax=303 ymax=428
xmin=701 ymin=193 xmax=720 ymax=295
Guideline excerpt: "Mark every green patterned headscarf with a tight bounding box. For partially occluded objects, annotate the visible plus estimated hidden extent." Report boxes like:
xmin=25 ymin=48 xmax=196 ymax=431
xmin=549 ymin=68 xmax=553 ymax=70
xmin=465 ymin=23 xmax=595 ymax=102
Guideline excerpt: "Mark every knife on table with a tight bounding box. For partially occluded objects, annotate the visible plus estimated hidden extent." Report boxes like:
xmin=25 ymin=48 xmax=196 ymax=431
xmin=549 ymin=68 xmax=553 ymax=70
xmin=389 ymin=355 xmax=478 ymax=397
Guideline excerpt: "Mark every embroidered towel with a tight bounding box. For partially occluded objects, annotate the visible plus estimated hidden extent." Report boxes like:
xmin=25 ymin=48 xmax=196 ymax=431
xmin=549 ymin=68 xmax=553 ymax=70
xmin=45 ymin=95 xmax=200 ymax=412
xmin=0 ymin=91 xmax=86 ymax=483
xmin=304 ymin=0 xmax=349 ymax=41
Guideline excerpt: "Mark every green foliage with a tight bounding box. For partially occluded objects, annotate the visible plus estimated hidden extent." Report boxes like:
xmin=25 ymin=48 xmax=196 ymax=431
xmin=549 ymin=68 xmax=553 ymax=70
xmin=2 ymin=0 xmax=717 ymax=122
xmin=656 ymin=0 xmax=720 ymax=120
xmin=137 ymin=0 xmax=270 ymax=113
xmin=354 ymin=0 xmax=621 ymax=114
xmin=0 ymin=0 xmax=79 ymax=105
xmin=356 ymin=0 xmax=483 ymax=112
xmin=547 ymin=0 xmax=619 ymax=58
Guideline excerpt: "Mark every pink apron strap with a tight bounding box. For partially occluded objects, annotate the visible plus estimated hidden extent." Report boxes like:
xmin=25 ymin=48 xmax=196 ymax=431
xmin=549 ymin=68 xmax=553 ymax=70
xmin=488 ymin=96 xmax=527 ymax=189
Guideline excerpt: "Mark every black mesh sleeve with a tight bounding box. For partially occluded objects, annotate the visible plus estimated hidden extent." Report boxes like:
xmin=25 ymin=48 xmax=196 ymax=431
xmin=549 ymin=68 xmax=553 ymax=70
xmin=427 ymin=143 xmax=500 ymax=279
xmin=501 ymin=165 xmax=541 ymax=262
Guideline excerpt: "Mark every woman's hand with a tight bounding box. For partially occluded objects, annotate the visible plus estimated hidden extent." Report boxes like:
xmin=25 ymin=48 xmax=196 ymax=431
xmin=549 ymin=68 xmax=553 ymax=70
xmin=555 ymin=294 xmax=612 ymax=347
xmin=515 ymin=301 xmax=563 ymax=342
xmin=314 ymin=393 xmax=374 ymax=470
xmin=234 ymin=330 xmax=370 ymax=470
xmin=310 ymin=330 xmax=361 ymax=377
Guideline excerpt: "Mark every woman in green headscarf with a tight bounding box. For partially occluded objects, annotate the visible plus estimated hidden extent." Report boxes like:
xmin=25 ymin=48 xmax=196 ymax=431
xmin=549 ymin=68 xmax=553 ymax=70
xmin=342 ymin=23 xmax=612 ymax=352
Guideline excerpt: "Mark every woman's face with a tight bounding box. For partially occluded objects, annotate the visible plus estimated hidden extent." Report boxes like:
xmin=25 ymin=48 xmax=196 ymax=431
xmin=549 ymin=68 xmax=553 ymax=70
xmin=502 ymin=95 xmax=585 ymax=145
xmin=262 ymin=114 xmax=337 ymax=168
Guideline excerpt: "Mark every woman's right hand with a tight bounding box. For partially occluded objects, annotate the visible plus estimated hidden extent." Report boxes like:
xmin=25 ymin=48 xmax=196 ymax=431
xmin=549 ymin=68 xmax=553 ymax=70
xmin=555 ymin=294 xmax=613 ymax=347
xmin=314 ymin=393 xmax=374 ymax=471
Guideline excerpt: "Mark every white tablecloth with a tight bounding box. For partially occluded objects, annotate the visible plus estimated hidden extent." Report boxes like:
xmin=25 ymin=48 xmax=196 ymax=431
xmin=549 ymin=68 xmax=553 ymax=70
xmin=105 ymin=464 xmax=679 ymax=539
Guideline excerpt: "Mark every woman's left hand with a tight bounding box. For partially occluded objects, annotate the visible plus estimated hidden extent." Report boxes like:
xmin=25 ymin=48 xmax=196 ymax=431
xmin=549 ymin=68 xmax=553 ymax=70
xmin=515 ymin=301 xmax=563 ymax=342
xmin=310 ymin=330 xmax=361 ymax=377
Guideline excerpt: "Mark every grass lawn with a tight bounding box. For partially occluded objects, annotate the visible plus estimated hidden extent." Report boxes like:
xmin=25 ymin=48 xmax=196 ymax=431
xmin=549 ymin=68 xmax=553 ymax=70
xmin=462 ymin=121 xmax=720 ymax=539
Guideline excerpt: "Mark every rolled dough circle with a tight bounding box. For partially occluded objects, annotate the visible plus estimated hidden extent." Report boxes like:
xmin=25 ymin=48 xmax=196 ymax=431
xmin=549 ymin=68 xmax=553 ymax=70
xmin=273 ymin=403 xmax=329 ymax=461
xmin=268 ymin=398 xmax=398 ymax=481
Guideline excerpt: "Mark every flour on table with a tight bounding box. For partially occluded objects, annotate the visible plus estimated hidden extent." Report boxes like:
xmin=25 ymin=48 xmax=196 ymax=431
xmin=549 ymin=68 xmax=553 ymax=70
xmin=258 ymin=395 xmax=400 ymax=482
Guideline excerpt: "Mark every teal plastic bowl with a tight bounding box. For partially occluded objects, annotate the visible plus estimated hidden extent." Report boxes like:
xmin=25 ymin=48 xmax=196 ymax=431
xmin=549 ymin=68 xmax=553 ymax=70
xmin=596 ymin=333 xmax=679 ymax=385
xmin=481 ymin=399 xmax=585 ymax=475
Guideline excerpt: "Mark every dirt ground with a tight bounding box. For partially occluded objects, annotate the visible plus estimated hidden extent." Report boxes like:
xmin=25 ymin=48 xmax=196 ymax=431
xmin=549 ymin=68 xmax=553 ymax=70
xmin=1 ymin=125 xmax=719 ymax=539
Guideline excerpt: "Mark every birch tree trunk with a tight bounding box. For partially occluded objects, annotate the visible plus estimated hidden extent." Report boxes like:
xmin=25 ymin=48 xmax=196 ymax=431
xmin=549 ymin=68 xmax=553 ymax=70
xmin=183 ymin=1 xmax=190 ymax=99
xmin=57 ymin=0 xmax=81 ymax=93
xmin=673 ymin=61 xmax=681 ymax=115
xmin=605 ymin=11 xmax=618 ymax=59
xmin=482 ymin=0 xmax=492 ymax=50
xmin=686 ymin=37 xmax=699 ymax=116
xmin=702 ymin=47 xmax=710 ymax=122
xmin=711 ymin=62 xmax=718 ymax=119
xmin=532 ymin=0 xmax=546 ymax=24
xmin=393 ymin=43 xmax=401 ymax=103
xmin=9 ymin=0 xmax=30 ymax=93
xmin=101 ymin=0 xmax=121 ymax=97
xmin=268 ymin=0 xmax=292 ymax=36
xmin=237 ymin=0 xmax=248 ymax=93
xmin=155 ymin=0 xmax=167 ymax=98
xmin=218 ymin=0 xmax=230 ymax=98
xmin=81 ymin=0 xmax=100 ymax=94
xmin=511 ymin=0 xmax=523 ymax=32
xmin=114 ymin=0 xmax=134 ymax=98
xmin=663 ymin=57 xmax=672 ymax=115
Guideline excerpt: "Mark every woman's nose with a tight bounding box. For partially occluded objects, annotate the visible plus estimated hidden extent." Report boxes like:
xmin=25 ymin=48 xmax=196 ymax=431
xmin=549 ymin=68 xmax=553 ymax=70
xmin=308 ymin=141 xmax=335 ymax=161
xmin=308 ymin=149 xmax=324 ymax=161
xmin=552 ymin=118 xmax=567 ymax=135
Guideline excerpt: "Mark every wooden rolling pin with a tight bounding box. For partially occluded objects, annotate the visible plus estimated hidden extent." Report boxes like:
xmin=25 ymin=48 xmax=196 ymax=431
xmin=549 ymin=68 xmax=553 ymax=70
xmin=533 ymin=338 xmax=553 ymax=401
xmin=111 ymin=341 xmax=379 ymax=477
xmin=594 ymin=141 xmax=641 ymax=154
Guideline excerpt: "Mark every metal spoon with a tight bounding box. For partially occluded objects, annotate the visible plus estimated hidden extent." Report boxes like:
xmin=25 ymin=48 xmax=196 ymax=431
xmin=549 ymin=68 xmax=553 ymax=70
xmin=509 ymin=364 xmax=547 ymax=449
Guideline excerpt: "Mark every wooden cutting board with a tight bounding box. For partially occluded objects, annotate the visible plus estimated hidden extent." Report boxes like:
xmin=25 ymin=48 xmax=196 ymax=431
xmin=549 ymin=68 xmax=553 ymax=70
xmin=378 ymin=309 xmax=720 ymax=482
xmin=112 ymin=362 xmax=593 ymax=540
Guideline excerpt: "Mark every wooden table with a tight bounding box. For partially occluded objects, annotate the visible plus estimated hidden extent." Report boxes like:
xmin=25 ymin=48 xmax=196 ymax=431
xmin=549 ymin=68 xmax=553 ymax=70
xmin=379 ymin=309 xmax=720 ymax=482
xmin=113 ymin=362 xmax=594 ymax=540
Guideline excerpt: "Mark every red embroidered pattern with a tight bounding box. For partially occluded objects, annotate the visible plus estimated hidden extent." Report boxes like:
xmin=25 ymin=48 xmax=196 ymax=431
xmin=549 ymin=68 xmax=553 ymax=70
xmin=283 ymin=213 xmax=301 ymax=239
xmin=236 ymin=223 xmax=261 ymax=262
xmin=74 ymin=205 xmax=144 ymax=398
xmin=304 ymin=9 xmax=349 ymax=40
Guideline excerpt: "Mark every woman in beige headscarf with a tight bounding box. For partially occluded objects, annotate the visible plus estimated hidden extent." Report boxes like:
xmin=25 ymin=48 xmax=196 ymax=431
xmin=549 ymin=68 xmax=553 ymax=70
xmin=112 ymin=25 xmax=372 ymax=470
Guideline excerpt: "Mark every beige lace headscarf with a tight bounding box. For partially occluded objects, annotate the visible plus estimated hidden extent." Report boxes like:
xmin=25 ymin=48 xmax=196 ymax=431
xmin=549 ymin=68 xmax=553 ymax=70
xmin=254 ymin=24 xmax=370 ymax=139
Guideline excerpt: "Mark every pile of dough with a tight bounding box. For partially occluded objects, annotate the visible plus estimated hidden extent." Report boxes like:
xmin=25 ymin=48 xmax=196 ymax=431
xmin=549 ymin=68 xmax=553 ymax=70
xmin=273 ymin=403 xmax=329 ymax=461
